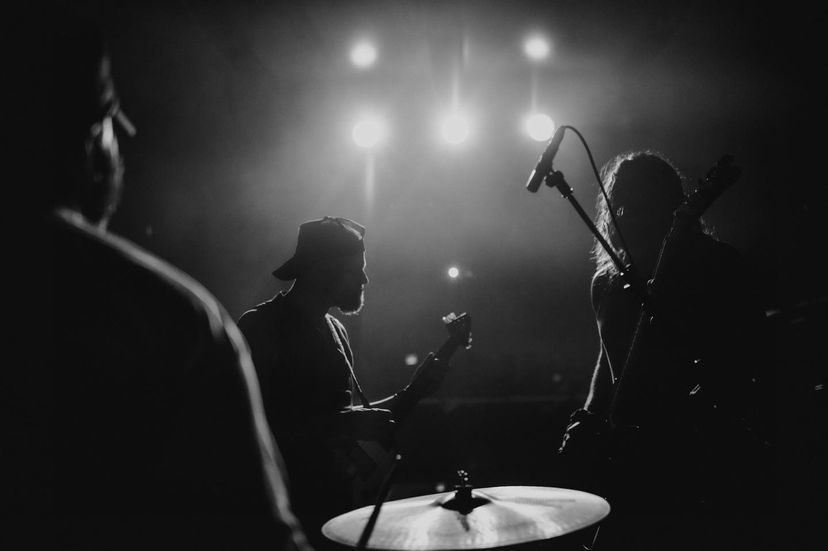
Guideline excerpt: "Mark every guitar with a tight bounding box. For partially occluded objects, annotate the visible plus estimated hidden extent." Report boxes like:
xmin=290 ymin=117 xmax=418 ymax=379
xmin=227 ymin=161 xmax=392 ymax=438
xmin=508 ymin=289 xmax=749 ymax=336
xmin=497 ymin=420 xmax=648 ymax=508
xmin=580 ymin=156 xmax=742 ymax=531
xmin=574 ymin=156 xmax=742 ymax=550
xmin=608 ymin=154 xmax=741 ymax=430
xmin=344 ymin=312 xmax=472 ymax=505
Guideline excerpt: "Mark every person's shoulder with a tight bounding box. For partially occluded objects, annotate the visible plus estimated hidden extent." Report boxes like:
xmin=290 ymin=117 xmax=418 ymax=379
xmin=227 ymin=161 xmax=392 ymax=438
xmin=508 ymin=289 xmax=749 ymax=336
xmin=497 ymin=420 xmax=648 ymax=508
xmin=238 ymin=302 xmax=269 ymax=334
xmin=238 ymin=294 xmax=301 ymax=342
xmin=590 ymin=270 xmax=612 ymax=290
xmin=53 ymin=211 xmax=232 ymax=337
xmin=590 ymin=269 xmax=614 ymax=311
xmin=120 ymin=239 xmax=225 ymax=324
xmin=238 ymin=294 xmax=286 ymax=323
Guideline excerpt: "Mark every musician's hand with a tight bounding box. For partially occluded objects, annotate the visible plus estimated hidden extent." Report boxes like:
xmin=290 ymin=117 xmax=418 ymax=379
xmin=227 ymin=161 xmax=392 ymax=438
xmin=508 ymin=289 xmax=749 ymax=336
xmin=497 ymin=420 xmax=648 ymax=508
xmin=336 ymin=407 xmax=395 ymax=442
xmin=558 ymin=408 xmax=607 ymax=459
xmin=557 ymin=408 xmax=607 ymax=492
xmin=405 ymin=352 xmax=450 ymax=400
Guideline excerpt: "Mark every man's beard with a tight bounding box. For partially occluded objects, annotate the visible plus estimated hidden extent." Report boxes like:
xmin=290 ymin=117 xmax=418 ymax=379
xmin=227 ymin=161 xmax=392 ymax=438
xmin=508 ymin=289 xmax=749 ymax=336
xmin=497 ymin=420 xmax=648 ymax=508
xmin=336 ymin=286 xmax=365 ymax=315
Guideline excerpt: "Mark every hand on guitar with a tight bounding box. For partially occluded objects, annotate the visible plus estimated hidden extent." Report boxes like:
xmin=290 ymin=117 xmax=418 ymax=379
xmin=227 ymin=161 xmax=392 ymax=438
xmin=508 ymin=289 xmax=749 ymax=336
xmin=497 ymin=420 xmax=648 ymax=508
xmin=402 ymin=311 xmax=472 ymax=403
xmin=557 ymin=408 xmax=609 ymax=493
xmin=403 ymin=352 xmax=451 ymax=401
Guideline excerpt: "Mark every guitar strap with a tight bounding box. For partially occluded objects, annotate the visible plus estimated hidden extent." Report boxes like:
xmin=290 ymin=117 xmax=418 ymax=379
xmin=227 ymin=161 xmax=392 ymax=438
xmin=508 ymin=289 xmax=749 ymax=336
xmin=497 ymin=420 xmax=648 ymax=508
xmin=326 ymin=316 xmax=371 ymax=408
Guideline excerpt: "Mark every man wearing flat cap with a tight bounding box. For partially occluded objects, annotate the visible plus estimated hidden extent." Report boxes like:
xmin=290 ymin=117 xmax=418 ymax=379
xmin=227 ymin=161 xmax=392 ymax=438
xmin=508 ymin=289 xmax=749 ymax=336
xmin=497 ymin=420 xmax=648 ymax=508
xmin=238 ymin=216 xmax=450 ymax=547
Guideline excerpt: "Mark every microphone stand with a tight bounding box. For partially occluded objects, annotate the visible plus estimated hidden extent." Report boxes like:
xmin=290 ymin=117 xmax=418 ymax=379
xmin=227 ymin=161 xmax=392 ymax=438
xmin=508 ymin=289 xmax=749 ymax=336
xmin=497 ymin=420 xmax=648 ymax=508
xmin=540 ymin=170 xmax=647 ymax=302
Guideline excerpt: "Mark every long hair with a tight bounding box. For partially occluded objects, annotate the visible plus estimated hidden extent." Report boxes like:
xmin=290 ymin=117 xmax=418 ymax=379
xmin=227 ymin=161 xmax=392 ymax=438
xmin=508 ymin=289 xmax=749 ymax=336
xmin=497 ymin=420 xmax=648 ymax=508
xmin=592 ymin=150 xmax=706 ymax=279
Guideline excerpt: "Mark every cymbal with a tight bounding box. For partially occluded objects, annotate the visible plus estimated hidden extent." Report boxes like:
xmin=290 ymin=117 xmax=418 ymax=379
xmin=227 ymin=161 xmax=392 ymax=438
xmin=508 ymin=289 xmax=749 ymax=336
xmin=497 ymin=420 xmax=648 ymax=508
xmin=322 ymin=486 xmax=610 ymax=550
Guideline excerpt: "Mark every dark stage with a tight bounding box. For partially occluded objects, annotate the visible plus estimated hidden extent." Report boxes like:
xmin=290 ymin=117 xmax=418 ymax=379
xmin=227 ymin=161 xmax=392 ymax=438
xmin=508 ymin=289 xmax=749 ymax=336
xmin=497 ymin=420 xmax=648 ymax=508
xmin=21 ymin=0 xmax=826 ymax=549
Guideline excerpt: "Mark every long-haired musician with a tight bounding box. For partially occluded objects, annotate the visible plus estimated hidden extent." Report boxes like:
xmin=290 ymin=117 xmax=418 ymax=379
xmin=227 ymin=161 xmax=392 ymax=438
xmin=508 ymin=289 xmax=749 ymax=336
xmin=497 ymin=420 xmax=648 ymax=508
xmin=558 ymin=151 xmax=774 ymax=551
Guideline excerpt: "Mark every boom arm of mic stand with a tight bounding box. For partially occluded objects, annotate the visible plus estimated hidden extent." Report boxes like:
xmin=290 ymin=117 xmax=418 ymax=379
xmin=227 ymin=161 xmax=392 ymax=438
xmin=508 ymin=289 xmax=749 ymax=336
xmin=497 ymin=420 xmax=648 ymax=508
xmin=543 ymin=170 xmax=647 ymax=301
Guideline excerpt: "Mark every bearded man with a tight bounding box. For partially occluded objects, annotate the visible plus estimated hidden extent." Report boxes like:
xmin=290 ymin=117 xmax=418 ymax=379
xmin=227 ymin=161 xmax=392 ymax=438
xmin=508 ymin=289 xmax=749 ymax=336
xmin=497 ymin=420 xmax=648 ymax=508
xmin=238 ymin=216 xmax=449 ymax=549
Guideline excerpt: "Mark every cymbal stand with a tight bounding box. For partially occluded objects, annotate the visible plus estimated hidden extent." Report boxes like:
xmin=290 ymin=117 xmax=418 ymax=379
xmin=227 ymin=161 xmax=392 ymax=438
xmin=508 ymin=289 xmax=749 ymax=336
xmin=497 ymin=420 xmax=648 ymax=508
xmin=356 ymin=454 xmax=402 ymax=551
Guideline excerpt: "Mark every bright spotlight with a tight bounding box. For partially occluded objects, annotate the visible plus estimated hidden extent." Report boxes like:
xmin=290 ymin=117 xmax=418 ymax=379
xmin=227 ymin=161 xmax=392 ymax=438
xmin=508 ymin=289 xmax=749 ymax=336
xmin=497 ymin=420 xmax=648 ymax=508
xmin=525 ymin=113 xmax=555 ymax=142
xmin=524 ymin=35 xmax=550 ymax=61
xmin=440 ymin=113 xmax=470 ymax=145
xmin=350 ymin=41 xmax=377 ymax=68
xmin=352 ymin=118 xmax=385 ymax=149
xmin=447 ymin=266 xmax=460 ymax=279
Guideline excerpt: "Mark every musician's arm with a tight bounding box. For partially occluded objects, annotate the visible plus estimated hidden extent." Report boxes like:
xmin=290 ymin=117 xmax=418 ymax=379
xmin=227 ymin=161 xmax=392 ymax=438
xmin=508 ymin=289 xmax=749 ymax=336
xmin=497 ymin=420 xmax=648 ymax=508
xmin=557 ymin=273 xmax=612 ymax=489
xmin=369 ymin=352 xmax=450 ymax=420
xmin=584 ymin=344 xmax=614 ymax=415
xmin=368 ymin=394 xmax=396 ymax=408
xmin=583 ymin=271 xmax=615 ymax=415
xmin=557 ymin=347 xmax=611 ymax=491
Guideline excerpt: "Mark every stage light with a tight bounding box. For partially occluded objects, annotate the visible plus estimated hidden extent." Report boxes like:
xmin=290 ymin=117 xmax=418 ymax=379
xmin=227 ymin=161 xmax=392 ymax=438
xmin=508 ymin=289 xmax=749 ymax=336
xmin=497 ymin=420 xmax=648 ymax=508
xmin=524 ymin=35 xmax=550 ymax=61
xmin=350 ymin=41 xmax=377 ymax=68
xmin=525 ymin=113 xmax=555 ymax=142
xmin=352 ymin=118 xmax=386 ymax=149
xmin=447 ymin=266 xmax=460 ymax=279
xmin=440 ymin=113 xmax=470 ymax=145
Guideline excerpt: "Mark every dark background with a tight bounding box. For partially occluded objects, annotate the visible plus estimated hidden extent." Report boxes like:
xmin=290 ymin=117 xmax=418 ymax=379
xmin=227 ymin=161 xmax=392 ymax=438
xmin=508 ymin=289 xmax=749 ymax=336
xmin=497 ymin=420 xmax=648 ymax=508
xmin=63 ymin=0 xmax=823 ymax=508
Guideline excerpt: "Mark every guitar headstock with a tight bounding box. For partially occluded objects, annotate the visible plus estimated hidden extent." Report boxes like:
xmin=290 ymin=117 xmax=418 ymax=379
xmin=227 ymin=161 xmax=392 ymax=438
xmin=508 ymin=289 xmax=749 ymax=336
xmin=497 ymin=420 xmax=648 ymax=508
xmin=442 ymin=312 xmax=472 ymax=350
xmin=681 ymin=154 xmax=741 ymax=220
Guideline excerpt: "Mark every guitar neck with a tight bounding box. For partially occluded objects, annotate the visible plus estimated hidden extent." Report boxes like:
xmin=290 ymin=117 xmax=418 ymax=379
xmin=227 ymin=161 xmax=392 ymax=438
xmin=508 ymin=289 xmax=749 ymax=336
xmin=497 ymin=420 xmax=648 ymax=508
xmin=609 ymin=172 xmax=733 ymax=428
xmin=435 ymin=337 xmax=461 ymax=362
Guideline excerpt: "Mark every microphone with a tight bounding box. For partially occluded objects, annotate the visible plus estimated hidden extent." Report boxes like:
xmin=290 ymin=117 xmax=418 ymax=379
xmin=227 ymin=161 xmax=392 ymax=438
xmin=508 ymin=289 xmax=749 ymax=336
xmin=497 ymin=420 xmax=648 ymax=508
xmin=525 ymin=125 xmax=566 ymax=193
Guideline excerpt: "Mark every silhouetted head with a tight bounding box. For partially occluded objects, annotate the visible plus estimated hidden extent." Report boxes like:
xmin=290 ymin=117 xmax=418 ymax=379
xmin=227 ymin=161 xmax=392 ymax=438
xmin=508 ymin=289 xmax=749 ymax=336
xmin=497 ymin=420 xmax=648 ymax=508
xmin=274 ymin=217 xmax=369 ymax=314
xmin=594 ymin=151 xmax=688 ymax=277
xmin=44 ymin=7 xmax=133 ymax=227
